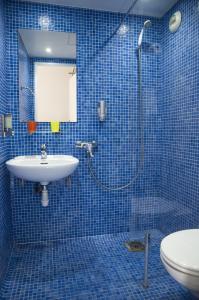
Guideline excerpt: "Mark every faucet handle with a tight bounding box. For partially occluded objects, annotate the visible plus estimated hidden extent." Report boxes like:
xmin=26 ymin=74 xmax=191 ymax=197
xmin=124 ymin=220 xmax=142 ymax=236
xmin=75 ymin=141 xmax=97 ymax=157
xmin=41 ymin=144 xmax=46 ymax=150
xmin=75 ymin=141 xmax=97 ymax=148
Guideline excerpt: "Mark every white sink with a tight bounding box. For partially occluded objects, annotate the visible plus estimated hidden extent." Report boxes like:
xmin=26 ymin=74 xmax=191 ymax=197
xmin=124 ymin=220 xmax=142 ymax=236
xmin=6 ymin=155 xmax=79 ymax=185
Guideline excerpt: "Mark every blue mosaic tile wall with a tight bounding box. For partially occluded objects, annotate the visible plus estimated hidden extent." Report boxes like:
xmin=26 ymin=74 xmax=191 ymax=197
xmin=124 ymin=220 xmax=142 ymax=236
xmin=160 ymin=0 xmax=199 ymax=234
xmin=0 ymin=0 xmax=12 ymax=282
xmin=6 ymin=1 xmax=162 ymax=243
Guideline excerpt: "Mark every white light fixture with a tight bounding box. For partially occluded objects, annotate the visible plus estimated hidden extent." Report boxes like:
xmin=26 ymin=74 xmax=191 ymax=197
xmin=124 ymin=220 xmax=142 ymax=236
xmin=169 ymin=11 xmax=182 ymax=33
xmin=39 ymin=16 xmax=51 ymax=30
xmin=46 ymin=47 xmax=52 ymax=53
xmin=117 ymin=24 xmax=129 ymax=36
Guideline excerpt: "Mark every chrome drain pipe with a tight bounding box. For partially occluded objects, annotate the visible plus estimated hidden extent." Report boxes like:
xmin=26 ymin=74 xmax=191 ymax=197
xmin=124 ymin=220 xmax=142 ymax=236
xmin=41 ymin=185 xmax=49 ymax=207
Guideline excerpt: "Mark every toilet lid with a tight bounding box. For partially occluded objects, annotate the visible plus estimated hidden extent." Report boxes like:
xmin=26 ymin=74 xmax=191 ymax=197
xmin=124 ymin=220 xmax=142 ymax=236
xmin=161 ymin=229 xmax=199 ymax=272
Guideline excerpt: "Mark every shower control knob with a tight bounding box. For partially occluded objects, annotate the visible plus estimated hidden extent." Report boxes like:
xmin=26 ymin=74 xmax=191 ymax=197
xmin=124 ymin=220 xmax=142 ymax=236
xmin=75 ymin=141 xmax=97 ymax=157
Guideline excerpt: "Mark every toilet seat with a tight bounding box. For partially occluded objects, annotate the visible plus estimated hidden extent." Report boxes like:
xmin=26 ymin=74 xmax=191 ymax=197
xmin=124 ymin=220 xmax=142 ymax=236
xmin=160 ymin=229 xmax=199 ymax=275
xmin=161 ymin=251 xmax=199 ymax=277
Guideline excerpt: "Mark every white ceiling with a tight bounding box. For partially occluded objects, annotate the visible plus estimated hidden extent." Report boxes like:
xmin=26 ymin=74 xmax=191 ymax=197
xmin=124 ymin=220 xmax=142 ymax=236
xmin=20 ymin=0 xmax=179 ymax=18
xmin=19 ymin=30 xmax=76 ymax=59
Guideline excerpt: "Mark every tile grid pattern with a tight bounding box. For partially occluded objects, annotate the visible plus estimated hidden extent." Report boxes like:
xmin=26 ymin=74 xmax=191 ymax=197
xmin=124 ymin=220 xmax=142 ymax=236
xmin=0 ymin=0 xmax=199 ymax=298
xmin=0 ymin=230 xmax=195 ymax=300
xmin=0 ymin=0 xmax=12 ymax=283
xmin=6 ymin=1 xmax=162 ymax=243
xmin=160 ymin=0 xmax=199 ymax=233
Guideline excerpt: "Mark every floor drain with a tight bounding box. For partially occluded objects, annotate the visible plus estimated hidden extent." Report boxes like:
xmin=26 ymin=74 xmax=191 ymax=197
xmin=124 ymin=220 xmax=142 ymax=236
xmin=125 ymin=241 xmax=145 ymax=252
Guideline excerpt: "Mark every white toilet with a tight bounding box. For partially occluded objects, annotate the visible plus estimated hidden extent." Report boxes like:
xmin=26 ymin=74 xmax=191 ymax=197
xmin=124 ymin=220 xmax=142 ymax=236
xmin=160 ymin=229 xmax=199 ymax=298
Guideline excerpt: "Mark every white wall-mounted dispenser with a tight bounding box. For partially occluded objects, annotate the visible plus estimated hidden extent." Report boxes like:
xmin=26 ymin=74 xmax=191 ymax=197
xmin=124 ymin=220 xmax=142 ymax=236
xmin=98 ymin=100 xmax=106 ymax=122
xmin=0 ymin=114 xmax=14 ymax=137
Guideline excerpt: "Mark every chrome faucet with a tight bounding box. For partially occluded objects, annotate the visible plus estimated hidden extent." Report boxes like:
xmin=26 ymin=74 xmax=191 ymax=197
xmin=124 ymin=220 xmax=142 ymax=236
xmin=41 ymin=144 xmax=47 ymax=160
xmin=76 ymin=141 xmax=96 ymax=157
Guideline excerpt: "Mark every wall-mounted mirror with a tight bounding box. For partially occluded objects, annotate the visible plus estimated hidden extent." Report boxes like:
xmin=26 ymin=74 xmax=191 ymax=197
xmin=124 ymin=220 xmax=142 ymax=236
xmin=18 ymin=30 xmax=77 ymax=122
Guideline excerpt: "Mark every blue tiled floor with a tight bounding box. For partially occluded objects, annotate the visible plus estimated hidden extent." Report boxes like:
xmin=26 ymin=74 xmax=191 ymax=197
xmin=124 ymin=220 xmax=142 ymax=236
xmin=0 ymin=230 xmax=195 ymax=299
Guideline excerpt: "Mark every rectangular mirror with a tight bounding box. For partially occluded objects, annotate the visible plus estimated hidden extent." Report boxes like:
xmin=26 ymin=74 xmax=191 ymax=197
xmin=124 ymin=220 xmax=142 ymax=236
xmin=18 ymin=30 xmax=77 ymax=122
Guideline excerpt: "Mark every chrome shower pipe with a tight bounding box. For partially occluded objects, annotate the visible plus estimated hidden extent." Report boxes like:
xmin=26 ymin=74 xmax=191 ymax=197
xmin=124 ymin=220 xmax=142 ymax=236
xmin=84 ymin=18 xmax=152 ymax=191
xmin=86 ymin=46 xmax=145 ymax=191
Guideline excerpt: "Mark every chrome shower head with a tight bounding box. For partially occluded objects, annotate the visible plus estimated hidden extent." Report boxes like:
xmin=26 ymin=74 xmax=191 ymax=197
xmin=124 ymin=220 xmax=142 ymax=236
xmin=144 ymin=20 xmax=152 ymax=28
xmin=138 ymin=20 xmax=152 ymax=48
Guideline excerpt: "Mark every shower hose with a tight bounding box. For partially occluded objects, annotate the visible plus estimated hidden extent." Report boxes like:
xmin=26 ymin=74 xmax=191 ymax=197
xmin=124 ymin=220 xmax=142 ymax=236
xmin=87 ymin=48 xmax=144 ymax=191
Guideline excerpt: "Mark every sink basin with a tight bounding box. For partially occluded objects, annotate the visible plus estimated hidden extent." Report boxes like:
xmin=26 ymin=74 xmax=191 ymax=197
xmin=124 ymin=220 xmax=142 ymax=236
xmin=6 ymin=155 xmax=79 ymax=185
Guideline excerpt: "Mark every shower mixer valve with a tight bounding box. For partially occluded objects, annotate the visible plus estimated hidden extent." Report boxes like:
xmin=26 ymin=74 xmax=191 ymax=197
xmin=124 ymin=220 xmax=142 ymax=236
xmin=75 ymin=141 xmax=97 ymax=157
